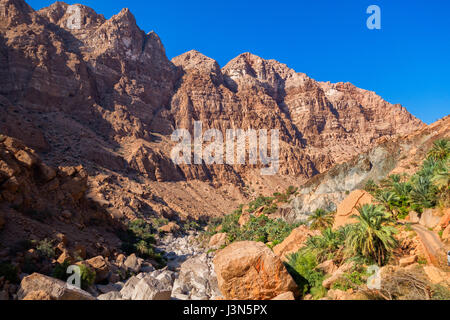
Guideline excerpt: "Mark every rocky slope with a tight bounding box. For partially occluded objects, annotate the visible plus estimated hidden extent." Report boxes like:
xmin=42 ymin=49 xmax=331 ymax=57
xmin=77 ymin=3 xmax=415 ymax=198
xmin=277 ymin=116 xmax=450 ymax=223
xmin=0 ymin=0 xmax=424 ymax=221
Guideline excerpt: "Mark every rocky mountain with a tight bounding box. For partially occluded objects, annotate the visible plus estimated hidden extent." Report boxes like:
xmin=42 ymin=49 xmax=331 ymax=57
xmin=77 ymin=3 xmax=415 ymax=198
xmin=0 ymin=0 xmax=423 ymax=222
xmin=0 ymin=0 xmax=449 ymax=302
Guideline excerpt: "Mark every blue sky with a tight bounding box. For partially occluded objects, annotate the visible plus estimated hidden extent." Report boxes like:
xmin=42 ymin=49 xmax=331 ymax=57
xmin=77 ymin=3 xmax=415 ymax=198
xmin=28 ymin=0 xmax=449 ymax=124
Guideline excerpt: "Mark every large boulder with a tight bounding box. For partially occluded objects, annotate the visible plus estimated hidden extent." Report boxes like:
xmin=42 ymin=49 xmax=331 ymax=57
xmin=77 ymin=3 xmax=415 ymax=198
xmin=438 ymin=208 xmax=450 ymax=229
xmin=17 ymin=273 xmax=95 ymax=300
xmin=97 ymin=291 xmax=123 ymax=300
xmin=159 ymin=222 xmax=180 ymax=234
xmin=423 ymin=266 xmax=450 ymax=286
xmin=172 ymin=254 xmax=221 ymax=300
xmin=419 ymin=208 xmax=442 ymax=229
xmin=315 ymin=260 xmax=338 ymax=275
xmin=131 ymin=275 xmax=172 ymax=300
xmin=209 ymin=233 xmax=227 ymax=249
xmin=120 ymin=273 xmax=172 ymax=300
xmin=120 ymin=276 xmax=141 ymax=299
xmin=271 ymin=291 xmax=295 ymax=300
xmin=273 ymin=225 xmax=319 ymax=261
xmin=22 ymin=290 xmax=53 ymax=300
xmin=238 ymin=212 xmax=251 ymax=226
xmin=123 ymin=254 xmax=143 ymax=273
xmin=213 ymin=241 xmax=299 ymax=300
xmin=333 ymin=190 xmax=374 ymax=229
xmin=83 ymin=256 xmax=110 ymax=283
xmin=442 ymin=224 xmax=450 ymax=242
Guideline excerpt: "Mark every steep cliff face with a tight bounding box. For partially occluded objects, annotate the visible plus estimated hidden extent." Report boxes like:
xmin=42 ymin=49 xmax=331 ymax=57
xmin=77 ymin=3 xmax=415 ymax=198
xmin=221 ymin=53 xmax=423 ymax=169
xmin=278 ymin=116 xmax=450 ymax=223
xmin=0 ymin=0 xmax=425 ymax=220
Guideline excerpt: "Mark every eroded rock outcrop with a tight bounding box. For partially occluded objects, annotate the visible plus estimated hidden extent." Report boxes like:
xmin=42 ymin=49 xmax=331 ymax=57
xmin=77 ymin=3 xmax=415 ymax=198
xmin=333 ymin=190 xmax=374 ymax=229
xmin=213 ymin=241 xmax=299 ymax=300
xmin=273 ymin=225 xmax=320 ymax=261
xmin=18 ymin=273 xmax=95 ymax=300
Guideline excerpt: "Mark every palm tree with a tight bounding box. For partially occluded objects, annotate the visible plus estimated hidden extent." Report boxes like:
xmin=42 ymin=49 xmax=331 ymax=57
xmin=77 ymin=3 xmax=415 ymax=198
xmin=431 ymin=161 xmax=449 ymax=191
xmin=346 ymin=204 xmax=398 ymax=266
xmin=380 ymin=174 xmax=401 ymax=188
xmin=135 ymin=240 xmax=150 ymax=257
xmin=375 ymin=190 xmax=400 ymax=217
xmin=364 ymin=179 xmax=378 ymax=193
xmin=427 ymin=139 xmax=450 ymax=161
xmin=307 ymin=209 xmax=334 ymax=231
xmin=431 ymin=159 xmax=450 ymax=206
xmin=304 ymin=228 xmax=343 ymax=263
xmin=410 ymin=176 xmax=436 ymax=209
xmin=420 ymin=157 xmax=439 ymax=178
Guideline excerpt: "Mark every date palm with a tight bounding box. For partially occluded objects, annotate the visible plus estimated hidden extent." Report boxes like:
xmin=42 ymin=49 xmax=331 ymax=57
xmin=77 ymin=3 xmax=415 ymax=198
xmin=346 ymin=204 xmax=397 ymax=266
xmin=431 ymin=160 xmax=449 ymax=191
xmin=410 ymin=176 xmax=436 ymax=209
xmin=307 ymin=209 xmax=334 ymax=231
xmin=375 ymin=190 xmax=400 ymax=217
xmin=427 ymin=139 xmax=450 ymax=161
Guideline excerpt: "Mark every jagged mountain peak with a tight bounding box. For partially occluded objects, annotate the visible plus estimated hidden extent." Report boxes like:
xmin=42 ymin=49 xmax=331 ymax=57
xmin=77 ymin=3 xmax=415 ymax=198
xmin=172 ymin=50 xmax=221 ymax=74
xmin=0 ymin=0 xmax=34 ymax=27
xmin=37 ymin=2 xmax=105 ymax=30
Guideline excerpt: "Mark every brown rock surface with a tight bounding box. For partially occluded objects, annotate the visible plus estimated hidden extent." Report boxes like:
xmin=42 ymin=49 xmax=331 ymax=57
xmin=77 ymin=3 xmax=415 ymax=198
xmin=271 ymin=291 xmax=295 ymax=300
xmin=273 ymin=225 xmax=320 ymax=261
xmin=209 ymin=232 xmax=227 ymax=249
xmin=443 ymin=224 xmax=450 ymax=242
xmin=333 ymin=190 xmax=374 ymax=229
xmin=423 ymin=266 xmax=450 ymax=286
xmin=18 ymin=273 xmax=95 ymax=300
xmin=158 ymin=222 xmax=180 ymax=234
xmin=83 ymin=256 xmax=110 ymax=283
xmin=419 ymin=208 xmax=442 ymax=229
xmin=315 ymin=260 xmax=338 ymax=275
xmin=22 ymin=290 xmax=53 ymax=300
xmin=399 ymin=255 xmax=417 ymax=267
xmin=213 ymin=241 xmax=299 ymax=300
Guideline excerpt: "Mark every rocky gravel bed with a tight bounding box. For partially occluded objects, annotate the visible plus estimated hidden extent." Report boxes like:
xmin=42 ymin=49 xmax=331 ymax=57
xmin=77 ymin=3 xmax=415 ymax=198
xmin=95 ymin=232 xmax=222 ymax=300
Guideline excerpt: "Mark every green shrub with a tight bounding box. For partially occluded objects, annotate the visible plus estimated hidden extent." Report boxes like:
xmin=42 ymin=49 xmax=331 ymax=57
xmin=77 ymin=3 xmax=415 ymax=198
xmin=286 ymin=251 xmax=326 ymax=299
xmin=247 ymin=195 xmax=275 ymax=213
xmin=230 ymin=215 xmax=298 ymax=244
xmin=78 ymin=264 xmax=96 ymax=289
xmin=331 ymin=269 xmax=367 ymax=291
xmin=307 ymin=209 xmax=334 ymax=231
xmin=364 ymin=179 xmax=378 ymax=193
xmin=286 ymin=186 xmax=298 ymax=196
xmin=35 ymin=238 xmax=55 ymax=259
xmin=371 ymin=140 xmax=449 ymax=217
xmin=183 ymin=220 xmax=201 ymax=231
xmin=118 ymin=219 xmax=166 ymax=267
xmin=52 ymin=260 xmax=96 ymax=290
